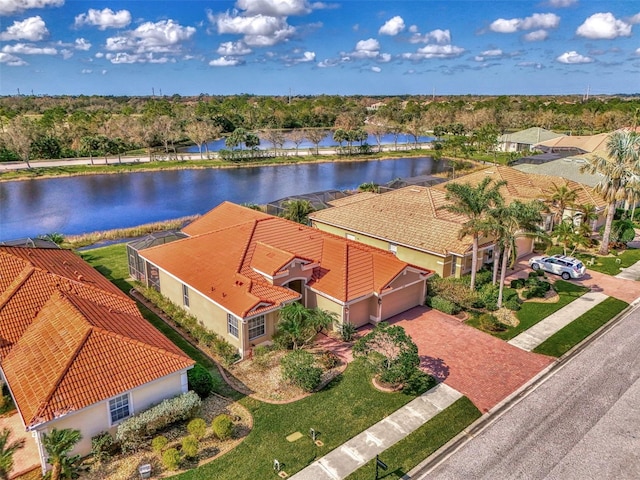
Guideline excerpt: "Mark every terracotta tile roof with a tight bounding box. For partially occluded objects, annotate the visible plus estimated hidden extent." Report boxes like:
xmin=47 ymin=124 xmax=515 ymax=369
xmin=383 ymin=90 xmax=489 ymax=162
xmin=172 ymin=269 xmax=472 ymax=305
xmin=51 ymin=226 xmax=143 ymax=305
xmin=310 ymin=166 xmax=606 ymax=256
xmin=0 ymin=247 xmax=193 ymax=430
xmin=141 ymin=202 xmax=429 ymax=316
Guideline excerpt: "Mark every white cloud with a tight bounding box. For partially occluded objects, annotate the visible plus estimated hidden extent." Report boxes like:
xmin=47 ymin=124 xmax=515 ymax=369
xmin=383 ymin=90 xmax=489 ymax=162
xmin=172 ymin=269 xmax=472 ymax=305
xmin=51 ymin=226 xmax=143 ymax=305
xmin=74 ymin=8 xmax=131 ymax=30
xmin=547 ymin=0 xmax=577 ymax=7
xmin=576 ymin=13 xmax=632 ymax=39
xmin=94 ymin=52 xmax=104 ymax=58
xmin=630 ymin=14 xmax=640 ymax=25
xmin=217 ymin=41 xmax=252 ymax=56
xmin=371 ymin=66 xmax=381 ymax=73
xmin=556 ymin=50 xmax=593 ymax=64
xmin=0 ymin=0 xmax=63 ymax=16
xmin=0 ymin=52 xmax=27 ymax=66
xmin=74 ymin=38 xmax=91 ymax=50
xmin=61 ymin=48 xmax=73 ymax=59
xmin=105 ymin=52 xmax=174 ymax=64
xmin=403 ymin=44 xmax=465 ymax=60
xmin=2 ymin=42 xmax=56 ymax=55
xmin=379 ymin=52 xmax=391 ymax=62
xmin=409 ymin=28 xmax=451 ymax=44
xmin=523 ymin=29 xmax=549 ymax=41
xmin=475 ymin=49 xmax=503 ymax=61
xmin=235 ymin=0 xmax=313 ymax=16
xmin=517 ymin=61 xmax=543 ymax=69
xmin=103 ymin=20 xmax=196 ymax=58
xmin=490 ymin=13 xmax=560 ymax=33
xmin=379 ymin=16 xmax=405 ymax=36
xmin=81 ymin=68 xmax=92 ymax=74
xmin=212 ymin=11 xmax=295 ymax=47
xmin=636 ymin=47 xmax=640 ymax=56
xmin=352 ymin=38 xmax=380 ymax=58
xmin=101 ymin=69 xmax=107 ymax=74
xmin=0 ymin=16 xmax=48 ymax=41
xmin=209 ymin=56 xmax=244 ymax=66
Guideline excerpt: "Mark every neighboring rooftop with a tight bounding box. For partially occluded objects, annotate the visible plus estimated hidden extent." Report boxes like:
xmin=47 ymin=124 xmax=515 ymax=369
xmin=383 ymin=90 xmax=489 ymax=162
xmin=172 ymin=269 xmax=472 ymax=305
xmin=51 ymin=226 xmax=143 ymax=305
xmin=0 ymin=247 xmax=193 ymax=429
xmin=513 ymin=156 xmax=603 ymax=187
xmin=499 ymin=127 xmax=565 ymax=145
xmin=535 ymin=132 xmax=610 ymax=155
xmin=141 ymin=202 xmax=429 ymax=318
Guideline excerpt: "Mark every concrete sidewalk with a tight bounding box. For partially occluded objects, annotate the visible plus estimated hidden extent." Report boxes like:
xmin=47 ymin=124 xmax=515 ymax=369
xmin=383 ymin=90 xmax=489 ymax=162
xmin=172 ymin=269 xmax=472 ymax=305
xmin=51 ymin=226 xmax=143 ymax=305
xmin=290 ymin=383 xmax=462 ymax=480
xmin=508 ymin=292 xmax=609 ymax=351
xmin=615 ymin=260 xmax=640 ymax=280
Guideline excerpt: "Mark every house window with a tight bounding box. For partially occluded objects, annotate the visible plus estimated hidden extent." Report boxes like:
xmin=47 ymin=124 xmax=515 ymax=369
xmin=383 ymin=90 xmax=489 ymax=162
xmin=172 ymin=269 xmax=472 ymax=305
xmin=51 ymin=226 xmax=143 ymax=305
xmin=487 ymin=249 xmax=493 ymax=261
xmin=248 ymin=315 xmax=265 ymax=340
xmin=227 ymin=314 xmax=239 ymax=338
xmin=451 ymin=258 xmax=457 ymax=276
xmin=389 ymin=243 xmax=398 ymax=255
xmin=182 ymin=284 xmax=189 ymax=307
xmin=109 ymin=393 xmax=130 ymax=424
xmin=346 ymin=233 xmax=355 ymax=241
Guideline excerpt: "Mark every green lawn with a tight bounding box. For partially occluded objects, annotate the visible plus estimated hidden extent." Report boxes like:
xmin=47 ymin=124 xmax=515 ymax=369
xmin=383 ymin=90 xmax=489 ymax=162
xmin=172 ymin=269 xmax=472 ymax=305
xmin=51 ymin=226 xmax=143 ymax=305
xmin=175 ymin=360 xmax=420 ymax=479
xmin=575 ymin=248 xmax=640 ymax=276
xmin=345 ymin=397 xmax=481 ymax=480
xmin=533 ymin=297 xmax=628 ymax=357
xmin=466 ymin=280 xmax=589 ymax=340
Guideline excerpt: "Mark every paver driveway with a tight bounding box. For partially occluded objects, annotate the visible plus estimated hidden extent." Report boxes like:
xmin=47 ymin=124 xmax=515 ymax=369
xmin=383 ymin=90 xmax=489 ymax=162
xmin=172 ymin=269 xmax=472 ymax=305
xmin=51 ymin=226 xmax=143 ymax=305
xmin=0 ymin=412 xmax=39 ymax=478
xmin=385 ymin=307 xmax=554 ymax=413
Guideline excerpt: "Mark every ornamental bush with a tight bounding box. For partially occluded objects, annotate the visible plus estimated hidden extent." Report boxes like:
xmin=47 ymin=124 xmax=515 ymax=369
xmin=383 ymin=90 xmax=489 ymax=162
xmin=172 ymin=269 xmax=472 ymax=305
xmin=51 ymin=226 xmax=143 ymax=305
xmin=90 ymin=432 xmax=114 ymax=464
xmin=162 ymin=448 xmax=181 ymax=471
xmin=477 ymin=283 xmax=499 ymax=311
xmin=187 ymin=364 xmax=214 ymax=398
xmin=181 ymin=436 xmax=199 ymax=459
xmin=281 ymin=350 xmax=323 ymax=392
xmin=430 ymin=296 xmax=460 ymax=315
xmin=151 ymin=435 xmax=168 ymax=453
xmin=116 ymin=391 xmax=201 ymax=453
xmin=187 ymin=418 xmax=207 ymax=440
xmin=211 ymin=414 xmax=234 ymax=440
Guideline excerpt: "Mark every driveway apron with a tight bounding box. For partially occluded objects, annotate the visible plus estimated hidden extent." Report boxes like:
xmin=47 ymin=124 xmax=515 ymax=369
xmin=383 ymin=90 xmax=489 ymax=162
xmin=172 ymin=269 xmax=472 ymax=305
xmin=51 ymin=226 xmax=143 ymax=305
xmin=385 ymin=307 xmax=554 ymax=413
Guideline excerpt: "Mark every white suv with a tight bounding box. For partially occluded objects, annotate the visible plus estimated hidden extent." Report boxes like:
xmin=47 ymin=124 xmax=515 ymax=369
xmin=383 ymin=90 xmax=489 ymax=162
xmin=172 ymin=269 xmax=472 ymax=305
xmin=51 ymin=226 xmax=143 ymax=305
xmin=528 ymin=254 xmax=586 ymax=280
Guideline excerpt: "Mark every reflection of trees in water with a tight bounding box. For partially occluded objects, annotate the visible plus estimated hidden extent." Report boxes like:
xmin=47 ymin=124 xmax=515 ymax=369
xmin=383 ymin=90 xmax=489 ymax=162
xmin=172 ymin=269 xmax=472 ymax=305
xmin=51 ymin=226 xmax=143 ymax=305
xmin=85 ymin=174 xmax=133 ymax=203
xmin=21 ymin=179 xmax=43 ymax=207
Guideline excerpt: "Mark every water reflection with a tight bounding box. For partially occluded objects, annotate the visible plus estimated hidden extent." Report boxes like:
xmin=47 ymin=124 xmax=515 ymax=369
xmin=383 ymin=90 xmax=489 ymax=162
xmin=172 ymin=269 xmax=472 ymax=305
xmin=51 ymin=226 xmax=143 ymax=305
xmin=0 ymin=157 xmax=444 ymax=240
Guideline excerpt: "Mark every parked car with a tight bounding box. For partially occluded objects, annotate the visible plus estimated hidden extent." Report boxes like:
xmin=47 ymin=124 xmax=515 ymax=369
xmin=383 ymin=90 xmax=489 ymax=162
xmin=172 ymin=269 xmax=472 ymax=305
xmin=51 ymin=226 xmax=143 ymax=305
xmin=528 ymin=254 xmax=586 ymax=280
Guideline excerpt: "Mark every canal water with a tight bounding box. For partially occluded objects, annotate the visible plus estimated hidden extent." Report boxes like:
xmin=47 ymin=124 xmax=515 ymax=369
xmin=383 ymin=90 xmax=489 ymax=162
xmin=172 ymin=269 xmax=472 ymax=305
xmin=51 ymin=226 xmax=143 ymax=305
xmin=0 ymin=156 xmax=445 ymax=241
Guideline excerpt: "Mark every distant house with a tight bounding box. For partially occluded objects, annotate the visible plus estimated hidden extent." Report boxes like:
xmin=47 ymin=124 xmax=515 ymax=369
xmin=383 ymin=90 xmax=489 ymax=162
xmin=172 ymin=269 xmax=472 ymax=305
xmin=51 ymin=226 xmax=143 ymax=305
xmin=497 ymin=127 xmax=565 ymax=153
xmin=134 ymin=203 xmax=431 ymax=358
xmin=0 ymin=247 xmax=194 ymax=474
xmin=535 ymin=132 xmax=610 ymax=156
xmin=310 ymin=166 xmax=607 ymax=278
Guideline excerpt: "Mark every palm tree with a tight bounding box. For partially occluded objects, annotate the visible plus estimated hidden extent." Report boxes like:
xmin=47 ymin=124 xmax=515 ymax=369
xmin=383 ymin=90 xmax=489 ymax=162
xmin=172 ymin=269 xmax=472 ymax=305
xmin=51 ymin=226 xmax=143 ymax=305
xmin=544 ymin=183 xmax=578 ymax=228
xmin=276 ymin=304 xmax=335 ymax=349
xmin=574 ymin=203 xmax=598 ymax=244
xmin=0 ymin=428 xmax=25 ymax=480
xmin=440 ymin=177 xmax=506 ymax=290
xmin=42 ymin=428 xmax=82 ymax=480
xmin=281 ymin=199 xmax=315 ymax=225
xmin=581 ymin=131 xmax=640 ymax=255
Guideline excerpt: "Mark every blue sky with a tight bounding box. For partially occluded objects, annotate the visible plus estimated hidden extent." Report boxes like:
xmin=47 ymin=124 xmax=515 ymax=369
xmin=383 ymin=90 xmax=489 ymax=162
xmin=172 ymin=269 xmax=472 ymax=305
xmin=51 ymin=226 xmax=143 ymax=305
xmin=0 ymin=0 xmax=638 ymax=96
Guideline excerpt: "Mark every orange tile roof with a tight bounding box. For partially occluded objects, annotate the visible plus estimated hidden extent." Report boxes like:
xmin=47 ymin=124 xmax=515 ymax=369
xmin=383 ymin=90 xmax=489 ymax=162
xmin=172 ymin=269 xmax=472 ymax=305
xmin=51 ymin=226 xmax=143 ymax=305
xmin=0 ymin=247 xmax=193 ymax=429
xmin=141 ymin=202 xmax=430 ymax=317
xmin=310 ymin=166 xmax=606 ymax=256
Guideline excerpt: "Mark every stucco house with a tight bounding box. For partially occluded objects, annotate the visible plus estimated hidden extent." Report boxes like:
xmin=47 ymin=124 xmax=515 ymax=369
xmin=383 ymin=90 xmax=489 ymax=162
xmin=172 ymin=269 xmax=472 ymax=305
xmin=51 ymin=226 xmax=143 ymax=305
xmin=310 ymin=166 xmax=607 ymax=279
xmin=497 ymin=127 xmax=565 ymax=153
xmin=0 ymin=247 xmax=194 ymax=474
xmin=135 ymin=202 xmax=432 ymax=358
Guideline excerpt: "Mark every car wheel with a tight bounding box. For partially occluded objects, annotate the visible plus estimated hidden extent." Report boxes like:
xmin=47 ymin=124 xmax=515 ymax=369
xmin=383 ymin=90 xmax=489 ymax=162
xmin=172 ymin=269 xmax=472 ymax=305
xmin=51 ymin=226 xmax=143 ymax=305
xmin=561 ymin=272 xmax=570 ymax=280
xmin=532 ymin=263 xmax=540 ymax=271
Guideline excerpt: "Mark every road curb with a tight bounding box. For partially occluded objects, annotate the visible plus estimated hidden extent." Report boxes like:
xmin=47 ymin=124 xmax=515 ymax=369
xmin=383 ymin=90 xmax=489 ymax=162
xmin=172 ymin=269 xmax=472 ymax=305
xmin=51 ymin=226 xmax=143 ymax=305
xmin=404 ymin=296 xmax=640 ymax=479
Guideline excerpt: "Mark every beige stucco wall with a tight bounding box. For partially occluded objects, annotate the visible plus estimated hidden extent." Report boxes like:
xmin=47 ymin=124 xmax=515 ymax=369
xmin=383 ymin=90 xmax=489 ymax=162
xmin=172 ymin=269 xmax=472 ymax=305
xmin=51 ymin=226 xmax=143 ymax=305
xmin=34 ymin=372 xmax=187 ymax=468
xmin=346 ymin=296 xmax=374 ymax=327
xmin=381 ymin=282 xmax=424 ymax=320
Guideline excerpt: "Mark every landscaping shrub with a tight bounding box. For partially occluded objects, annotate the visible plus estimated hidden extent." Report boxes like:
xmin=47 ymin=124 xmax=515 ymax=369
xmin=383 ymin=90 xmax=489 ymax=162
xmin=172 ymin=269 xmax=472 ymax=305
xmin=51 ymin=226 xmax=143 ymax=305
xmin=210 ymin=337 xmax=240 ymax=365
xmin=116 ymin=391 xmax=201 ymax=453
xmin=187 ymin=418 xmax=207 ymax=440
xmin=430 ymin=296 xmax=460 ymax=315
xmin=319 ymin=351 xmax=341 ymax=370
xmin=510 ymin=278 xmax=525 ymax=289
xmin=91 ymin=432 xmax=114 ymax=464
xmin=162 ymin=448 xmax=181 ymax=471
xmin=211 ymin=414 xmax=234 ymax=440
xmin=474 ymin=268 xmax=493 ymax=288
xmin=523 ymin=277 xmax=552 ymax=299
xmin=478 ymin=313 xmax=508 ymax=332
xmin=281 ymin=350 xmax=323 ymax=392
xmin=188 ymin=364 xmax=214 ymax=398
xmin=252 ymin=345 xmax=272 ymax=370
xmin=152 ymin=435 xmax=169 ymax=453
xmin=477 ymin=283 xmax=499 ymax=311
xmin=402 ymin=370 xmax=436 ymax=396
xmin=182 ymin=436 xmax=199 ymax=459
xmin=502 ymin=289 xmax=521 ymax=311
xmin=337 ymin=321 xmax=357 ymax=342
xmin=428 ymin=275 xmax=477 ymax=310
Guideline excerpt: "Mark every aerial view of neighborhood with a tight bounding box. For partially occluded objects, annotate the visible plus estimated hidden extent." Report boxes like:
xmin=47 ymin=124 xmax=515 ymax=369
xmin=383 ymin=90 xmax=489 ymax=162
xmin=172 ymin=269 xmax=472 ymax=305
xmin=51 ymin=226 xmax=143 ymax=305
xmin=1 ymin=0 xmax=639 ymax=479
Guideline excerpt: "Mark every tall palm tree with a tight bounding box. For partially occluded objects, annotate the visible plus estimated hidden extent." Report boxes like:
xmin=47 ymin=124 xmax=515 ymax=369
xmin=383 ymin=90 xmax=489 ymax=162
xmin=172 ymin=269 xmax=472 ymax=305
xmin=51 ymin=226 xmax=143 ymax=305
xmin=581 ymin=131 xmax=640 ymax=255
xmin=0 ymin=428 xmax=24 ymax=480
xmin=544 ymin=183 xmax=578 ymax=228
xmin=441 ymin=177 xmax=506 ymax=290
xmin=42 ymin=428 xmax=82 ymax=480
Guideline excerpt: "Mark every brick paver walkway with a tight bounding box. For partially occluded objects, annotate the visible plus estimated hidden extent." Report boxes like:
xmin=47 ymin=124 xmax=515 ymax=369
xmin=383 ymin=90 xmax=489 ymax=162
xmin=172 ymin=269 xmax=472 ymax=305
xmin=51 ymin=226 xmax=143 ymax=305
xmin=385 ymin=307 xmax=554 ymax=413
xmin=0 ymin=412 xmax=39 ymax=478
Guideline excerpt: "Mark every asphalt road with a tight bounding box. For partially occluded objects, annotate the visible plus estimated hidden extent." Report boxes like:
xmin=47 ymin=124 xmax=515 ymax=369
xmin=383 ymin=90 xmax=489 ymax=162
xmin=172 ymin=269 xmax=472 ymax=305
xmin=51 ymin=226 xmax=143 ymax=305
xmin=417 ymin=304 xmax=640 ymax=480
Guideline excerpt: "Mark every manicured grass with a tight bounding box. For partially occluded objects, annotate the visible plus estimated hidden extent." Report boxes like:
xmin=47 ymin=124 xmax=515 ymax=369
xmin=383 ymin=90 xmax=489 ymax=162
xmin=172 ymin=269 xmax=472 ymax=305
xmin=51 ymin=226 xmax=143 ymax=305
xmin=176 ymin=360 xmax=420 ymax=480
xmin=466 ymin=280 xmax=589 ymax=340
xmin=533 ymin=297 xmax=628 ymax=357
xmin=79 ymin=244 xmax=239 ymax=398
xmin=575 ymin=248 xmax=640 ymax=276
xmin=345 ymin=396 xmax=481 ymax=480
